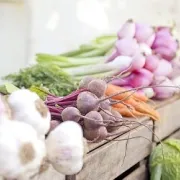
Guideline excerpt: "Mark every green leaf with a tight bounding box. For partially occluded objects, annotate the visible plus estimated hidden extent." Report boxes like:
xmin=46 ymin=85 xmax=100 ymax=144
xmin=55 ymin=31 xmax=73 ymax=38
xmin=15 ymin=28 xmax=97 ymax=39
xmin=0 ymin=83 xmax=19 ymax=94
xmin=150 ymin=139 xmax=180 ymax=180
xmin=150 ymin=164 xmax=162 ymax=180
xmin=29 ymin=86 xmax=50 ymax=100
xmin=3 ymin=64 xmax=77 ymax=97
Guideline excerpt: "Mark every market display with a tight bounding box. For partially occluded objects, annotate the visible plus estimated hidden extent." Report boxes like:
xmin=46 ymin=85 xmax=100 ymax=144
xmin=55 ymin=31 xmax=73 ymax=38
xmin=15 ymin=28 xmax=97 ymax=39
xmin=150 ymin=138 xmax=180 ymax=180
xmin=0 ymin=19 xmax=180 ymax=179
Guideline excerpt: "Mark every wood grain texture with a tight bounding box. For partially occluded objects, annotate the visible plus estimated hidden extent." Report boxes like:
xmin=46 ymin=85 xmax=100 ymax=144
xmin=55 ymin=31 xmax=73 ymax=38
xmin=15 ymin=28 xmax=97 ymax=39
xmin=32 ymin=165 xmax=65 ymax=180
xmin=167 ymin=128 xmax=180 ymax=139
xmin=122 ymin=164 xmax=148 ymax=180
xmin=66 ymin=175 xmax=76 ymax=180
xmin=154 ymin=98 xmax=180 ymax=142
xmin=76 ymin=121 xmax=153 ymax=180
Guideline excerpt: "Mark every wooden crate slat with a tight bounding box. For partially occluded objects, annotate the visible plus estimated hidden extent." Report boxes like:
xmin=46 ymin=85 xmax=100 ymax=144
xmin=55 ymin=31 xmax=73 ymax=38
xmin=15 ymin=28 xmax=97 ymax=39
xmin=87 ymin=117 xmax=149 ymax=152
xmin=76 ymin=121 xmax=152 ymax=180
xmin=154 ymin=98 xmax=180 ymax=142
xmin=122 ymin=164 xmax=148 ymax=180
xmin=33 ymin=165 xmax=65 ymax=180
xmin=166 ymin=128 xmax=180 ymax=139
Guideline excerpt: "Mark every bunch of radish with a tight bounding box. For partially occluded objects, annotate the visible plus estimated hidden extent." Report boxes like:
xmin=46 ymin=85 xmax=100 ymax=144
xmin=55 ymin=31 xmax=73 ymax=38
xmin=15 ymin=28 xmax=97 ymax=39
xmin=107 ymin=19 xmax=180 ymax=100
xmin=0 ymin=90 xmax=86 ymax=178
xmin=45 ymin=77 xmax=146 ymax=143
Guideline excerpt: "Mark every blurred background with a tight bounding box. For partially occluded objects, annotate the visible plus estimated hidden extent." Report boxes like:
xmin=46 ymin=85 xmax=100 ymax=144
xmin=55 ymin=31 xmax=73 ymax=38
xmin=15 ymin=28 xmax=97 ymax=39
xmin=0 ymin=0 xmax=180 ymax=80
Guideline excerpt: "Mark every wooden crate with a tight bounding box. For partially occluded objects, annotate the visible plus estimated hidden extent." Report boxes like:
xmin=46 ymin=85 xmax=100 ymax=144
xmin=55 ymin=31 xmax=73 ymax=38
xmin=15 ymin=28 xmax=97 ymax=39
xmin=65 ymin=96 xmax=180 ymax=180
xmin=165 ymin=128 xmax=180 ymax=139
xmin=122 ymin=164 xmax=148 ymax=180
xmin=74 ymin=121 xmax=153 ymax=180
xmin=154 ymin=96 xmax=180 ymax=142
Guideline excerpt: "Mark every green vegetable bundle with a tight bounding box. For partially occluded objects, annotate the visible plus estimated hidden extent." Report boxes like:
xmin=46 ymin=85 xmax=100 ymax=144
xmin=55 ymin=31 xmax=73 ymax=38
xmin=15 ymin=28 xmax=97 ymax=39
xmin=3 ymin=64 xmax=77 ymax=96
xmin=150 ymin=138 xmax=180 ymax=180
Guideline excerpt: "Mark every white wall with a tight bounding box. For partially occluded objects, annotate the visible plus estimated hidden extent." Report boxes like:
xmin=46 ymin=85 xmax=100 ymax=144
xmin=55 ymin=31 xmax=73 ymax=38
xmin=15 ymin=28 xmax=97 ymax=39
xmin=0 ymin=1 xmax=29 ymax=80
xmin=0 ymin=0 xmax=180 ymax=78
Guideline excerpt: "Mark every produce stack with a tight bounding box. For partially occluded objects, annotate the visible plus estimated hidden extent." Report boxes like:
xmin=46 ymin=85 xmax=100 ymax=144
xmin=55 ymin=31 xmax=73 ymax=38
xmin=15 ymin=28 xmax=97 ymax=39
xmin=0 ymin=19 xmax=180 ymax=180
xmin=108 ymin=20 xmax=180 ymax=100
xmin=3 ymin=20 xmax=180 ymax=100
xmin=0 ymin=74 xmax=161 ymax=179
xmin=34 ymin=20 xmax=180 ymax=100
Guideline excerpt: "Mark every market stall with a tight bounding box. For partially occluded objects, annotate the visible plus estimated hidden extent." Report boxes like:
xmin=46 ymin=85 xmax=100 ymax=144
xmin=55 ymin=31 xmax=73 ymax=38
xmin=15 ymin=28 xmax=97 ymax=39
xmin=1 ymin=1 xmax=180 ymax=180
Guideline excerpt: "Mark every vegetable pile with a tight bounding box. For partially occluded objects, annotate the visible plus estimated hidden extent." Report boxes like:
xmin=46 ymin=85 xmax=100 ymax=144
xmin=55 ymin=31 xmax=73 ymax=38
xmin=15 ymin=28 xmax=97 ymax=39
xmin=1 ymin=19 xmax=180 ymax=179
xmin=45 ymin=76 xmax=160 ymax=142
xmin=108 ymin=20 xmax=180 ymax=100
xmin=31 ymin=20 xmax=180 ymax=100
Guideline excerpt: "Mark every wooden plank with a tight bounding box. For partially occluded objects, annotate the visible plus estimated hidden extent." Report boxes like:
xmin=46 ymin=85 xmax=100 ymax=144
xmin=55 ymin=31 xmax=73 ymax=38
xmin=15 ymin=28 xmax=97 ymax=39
xmin=87 ymin=117 xmax=149 ymax=152
xmin=33 ymin=165 xmax=65 ymax=180
xmin=76 ymin=121 xmax=153 ymax=180
xmin=122 ymin=164 xmax=148 ymax=180
xmin=166 ymin=128 xmax=180 ymax=139
xmin=154 ymin=98 xmax=180 ymax=142
xmin=0 ymin=166 xmax=65 ymax=180
xmin=66 ymin=175 xmax=76 ymax=180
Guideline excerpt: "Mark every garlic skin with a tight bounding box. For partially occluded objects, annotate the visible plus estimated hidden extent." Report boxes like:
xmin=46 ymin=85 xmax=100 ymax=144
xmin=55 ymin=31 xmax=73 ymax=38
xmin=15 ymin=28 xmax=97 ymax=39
xmin=46 ymin=121 xmax=84 ymax=175
xmin=0 ymin=95 xmax=12 ymax=123
xmin=0 ymin=120 xmax=46 ymax=179
xmin=8 ymin=89 xmax=51 ymax=138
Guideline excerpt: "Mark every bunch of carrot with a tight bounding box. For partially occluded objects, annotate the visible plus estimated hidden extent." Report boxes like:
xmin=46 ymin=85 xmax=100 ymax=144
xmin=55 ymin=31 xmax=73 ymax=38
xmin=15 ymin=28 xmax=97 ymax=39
xmin=105 ymin=84 xmax=160 ymax=121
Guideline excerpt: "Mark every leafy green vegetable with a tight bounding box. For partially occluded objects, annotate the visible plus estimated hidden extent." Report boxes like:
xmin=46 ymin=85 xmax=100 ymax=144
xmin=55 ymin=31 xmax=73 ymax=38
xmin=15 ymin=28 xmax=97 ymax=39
xmin=0 ymin=83 xmax=19 ymax=94
xmin=29 ymin=86 xmax=50 ymax=100
xmin=149 ymin=139 xmax=180 ymax=180
xmin=3 ymin=64 xmax=77 ymax=96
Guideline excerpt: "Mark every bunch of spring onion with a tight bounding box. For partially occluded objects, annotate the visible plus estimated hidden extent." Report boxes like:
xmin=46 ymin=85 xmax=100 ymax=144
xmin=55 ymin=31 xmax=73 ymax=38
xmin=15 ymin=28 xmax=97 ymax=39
xmin=36 ymin=35 xmax=133 ymax=80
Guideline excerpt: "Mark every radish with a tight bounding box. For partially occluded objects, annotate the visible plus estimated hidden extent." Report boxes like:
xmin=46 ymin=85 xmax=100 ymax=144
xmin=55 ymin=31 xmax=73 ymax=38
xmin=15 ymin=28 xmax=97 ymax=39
xmin=131 ymin=52 xmax=146 ymax=71
xmin=99 ymin=99 xmax=111 ymax=111
xmin=49 ymin=120 xmax=60 ymax=132
xmin=117 ymin=19 xmax=136 ymax=39
xmin=153 ymin=59 xmax=173 ymax=77
xmin=153 ymin=76 xmax=176 ymax=99
xmin=88 ymin=79 xmax=107 ymax=98
xmin=79 ymin=76 xmax=95 ymax=89
xmin=76 ymin=91 xmax=100 ymax=114
xmin=61 ymin=107 xmax=114 ymax=129
xmin=135 ymin=23 xmax=155 ymax=46
xmin=115 ymin=37 xmax=139 ymax=57
xmin=144 ymin=55 xmax=160 ymax=72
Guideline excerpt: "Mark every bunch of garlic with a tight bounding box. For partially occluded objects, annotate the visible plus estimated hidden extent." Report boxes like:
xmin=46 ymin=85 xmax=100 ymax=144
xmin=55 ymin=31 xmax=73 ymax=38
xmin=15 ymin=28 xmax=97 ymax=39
xmin=0 ymin=89 xmax=87 ymax=179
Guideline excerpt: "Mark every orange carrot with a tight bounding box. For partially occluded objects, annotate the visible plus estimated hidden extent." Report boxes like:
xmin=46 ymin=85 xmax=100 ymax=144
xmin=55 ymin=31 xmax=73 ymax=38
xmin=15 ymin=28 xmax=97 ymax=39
xmin=113 ymin=107 xmax=145 ymax=117
xmin=125 ymin=99 xmax=160 ymax=121
xmin=106 ymin=84 xmax=148 ymax=102
xmin=112 ymin=103 xmax=145 ymax=117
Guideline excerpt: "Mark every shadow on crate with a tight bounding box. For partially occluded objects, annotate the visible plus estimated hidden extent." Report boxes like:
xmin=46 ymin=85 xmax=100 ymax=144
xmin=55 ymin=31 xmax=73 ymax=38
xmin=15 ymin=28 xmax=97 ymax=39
xmin=115 ymin=157 xmax=150 ymax=180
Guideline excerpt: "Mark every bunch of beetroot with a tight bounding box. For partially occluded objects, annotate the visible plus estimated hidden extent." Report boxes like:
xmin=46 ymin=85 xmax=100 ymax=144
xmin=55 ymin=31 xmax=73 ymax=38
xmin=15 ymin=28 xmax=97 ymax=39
xmin=45 ymin=77 xmax=130 ymax=143
xmin=107 ymin=19 xmax=180 ymax=100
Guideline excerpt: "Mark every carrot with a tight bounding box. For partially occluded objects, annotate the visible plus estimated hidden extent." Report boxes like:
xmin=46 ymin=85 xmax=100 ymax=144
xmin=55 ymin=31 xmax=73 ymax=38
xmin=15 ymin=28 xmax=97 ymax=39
xmin=112 ymin=103 xmax=145 ymax=117
xmin=125 ymin=99 xmax=160 ymax=121
xmin=113 ymin=107 xmax=145 ymax=117
xmin=106 ymin=84 xmax=148 ymax=102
